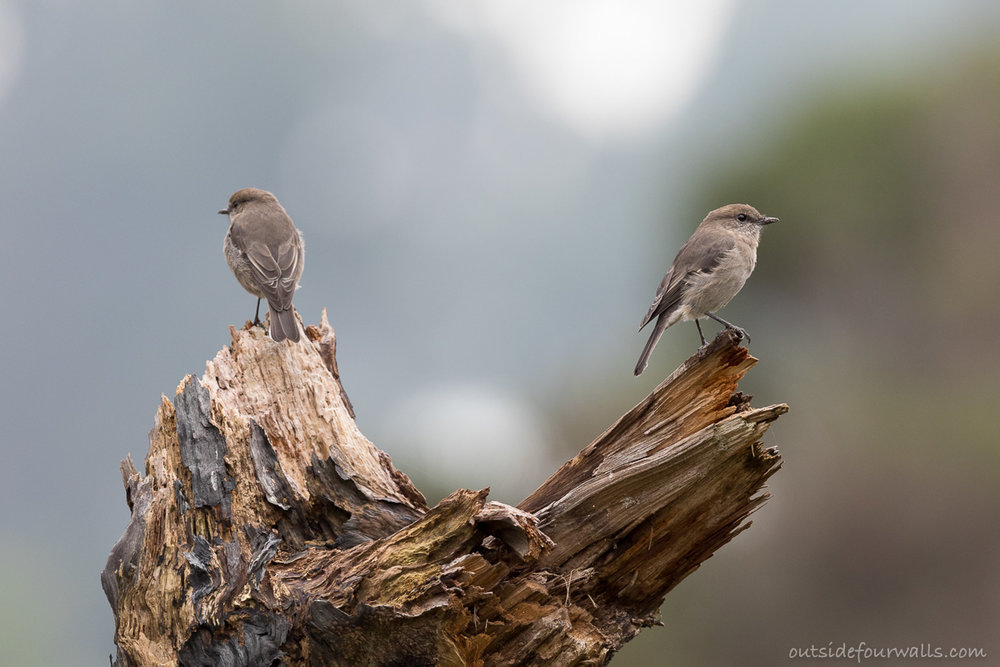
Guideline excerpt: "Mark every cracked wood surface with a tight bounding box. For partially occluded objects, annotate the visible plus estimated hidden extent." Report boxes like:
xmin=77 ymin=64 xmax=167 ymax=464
xmin=103 ymin=314 xmax=786 ymax=666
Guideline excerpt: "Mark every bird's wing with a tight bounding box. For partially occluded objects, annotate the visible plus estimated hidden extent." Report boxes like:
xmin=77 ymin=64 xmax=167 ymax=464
xmin=638 ymin=234 xmax=737 ymax=330
xmin=638 ymin=265 xmax=677 ymax=330
xmin=231 ymin=222 xmax=300 ymax=310
xmin=272 ymin=235 xmax=302 ymax=309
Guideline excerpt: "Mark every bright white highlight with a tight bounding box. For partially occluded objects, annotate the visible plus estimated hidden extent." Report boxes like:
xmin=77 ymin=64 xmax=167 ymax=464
xmin=424 ymin=0 xmax=735 ymax=140
xmin=383 ymin=383 xmax=553 ymax=500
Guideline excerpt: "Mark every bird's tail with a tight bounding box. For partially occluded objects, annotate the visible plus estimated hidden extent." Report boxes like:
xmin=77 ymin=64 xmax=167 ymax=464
xmin=268 ymin=304 xmax=301 ymax=343
xmin=634 ymin=316 xmax=669 ymax=376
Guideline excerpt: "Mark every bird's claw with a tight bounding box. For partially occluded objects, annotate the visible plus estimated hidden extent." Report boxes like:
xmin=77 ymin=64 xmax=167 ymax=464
xmin=728 ymin=326 xmax=750 ymax=345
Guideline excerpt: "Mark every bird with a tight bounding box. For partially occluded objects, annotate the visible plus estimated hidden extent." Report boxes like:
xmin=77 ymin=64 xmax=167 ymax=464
xmin=218 ymin=188 xmax=305 ymax=342
xmin=634 ymin=203 xmax=778 ymax=375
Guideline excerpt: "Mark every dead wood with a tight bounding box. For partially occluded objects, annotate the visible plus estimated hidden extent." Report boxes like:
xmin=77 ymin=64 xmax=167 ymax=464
xmin=102 ymin=312 xmax=786 ymax=666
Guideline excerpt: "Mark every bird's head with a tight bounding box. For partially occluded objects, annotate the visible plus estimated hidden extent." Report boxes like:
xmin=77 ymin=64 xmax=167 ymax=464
xmin=704 ymin=203 xmax=779 ymax=232
xmin=218 ymin=187 xmax=279 ymax=216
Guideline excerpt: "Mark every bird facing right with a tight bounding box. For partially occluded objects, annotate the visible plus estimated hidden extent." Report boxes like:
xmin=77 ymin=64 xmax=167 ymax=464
xmin=634 ymin=203 xmax=779 ymax=376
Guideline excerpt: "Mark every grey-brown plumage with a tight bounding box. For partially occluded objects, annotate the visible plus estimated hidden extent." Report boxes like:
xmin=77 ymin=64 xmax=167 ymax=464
xmin=219 ymin=188 xmax=305 ymax=342
xmin=634 ymin=203 xmax=778 ymax=376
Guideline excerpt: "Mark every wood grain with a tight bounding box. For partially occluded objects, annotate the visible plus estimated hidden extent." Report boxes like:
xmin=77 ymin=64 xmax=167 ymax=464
xmin=103 ymin=315 xmax=785 ymax=666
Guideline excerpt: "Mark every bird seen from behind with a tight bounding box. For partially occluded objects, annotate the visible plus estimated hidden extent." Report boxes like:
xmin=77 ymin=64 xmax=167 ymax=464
xmin=219 ymin=187 xmax=305 ymax=343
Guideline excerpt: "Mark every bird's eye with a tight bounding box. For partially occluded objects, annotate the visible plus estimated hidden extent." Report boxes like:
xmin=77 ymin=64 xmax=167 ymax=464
xmin=736 ymin=213 xmax=747 ymax=222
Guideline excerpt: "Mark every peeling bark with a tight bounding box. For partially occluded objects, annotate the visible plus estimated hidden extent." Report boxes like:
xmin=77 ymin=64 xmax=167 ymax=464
xmin=103 ymin=312 xmax=786 ymax=666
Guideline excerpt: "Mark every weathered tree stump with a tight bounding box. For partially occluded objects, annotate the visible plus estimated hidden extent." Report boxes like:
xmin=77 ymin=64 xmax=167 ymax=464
xmin=102 ymin=310 xmax=786 ymax=666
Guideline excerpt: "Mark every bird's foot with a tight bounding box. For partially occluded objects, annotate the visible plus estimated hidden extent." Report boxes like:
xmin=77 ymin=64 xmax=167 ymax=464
xmin=252 ymin=298 xmax=264 ymax=328
xmin=727 ymin=325 xmax=751 ymax=345
xmin=696 ymin=343 xmax=711 ymax=358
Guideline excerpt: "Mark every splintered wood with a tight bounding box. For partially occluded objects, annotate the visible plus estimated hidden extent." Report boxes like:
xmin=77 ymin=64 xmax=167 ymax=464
xmin=103 ymin=314 xmax=786 ymax=666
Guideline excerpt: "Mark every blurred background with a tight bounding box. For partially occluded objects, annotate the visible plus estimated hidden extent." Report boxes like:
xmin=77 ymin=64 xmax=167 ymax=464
xmin=1 ymin=1 xmax=999 ymax=664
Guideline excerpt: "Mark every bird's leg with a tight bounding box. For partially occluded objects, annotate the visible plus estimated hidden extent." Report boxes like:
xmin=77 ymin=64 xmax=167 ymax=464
xmin=695 ymin=319 xmax=710 ymax=357
xmin=707 ymin=312 xmax=750 ymax=344
xmin=253 ymin=298 xmax=262 ymax=326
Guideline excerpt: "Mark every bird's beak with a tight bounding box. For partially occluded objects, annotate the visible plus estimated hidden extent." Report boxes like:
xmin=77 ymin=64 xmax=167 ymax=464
xmin=218 ymin=208 xmax=230 ymax=215
xmin=761 ymin=216 xmax=779 ymax=225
